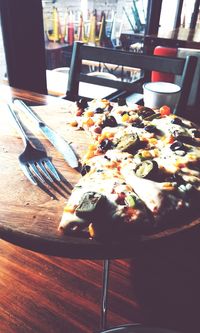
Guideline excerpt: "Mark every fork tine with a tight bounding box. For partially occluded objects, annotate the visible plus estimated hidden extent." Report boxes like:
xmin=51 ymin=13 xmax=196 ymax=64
xmin=43 ymin=158 xmax=61 ymax=181
xmin=37 ymin=160 xmax=54 ymax=183
xmin=20 ymin=164 xmax=38 ymax=185
xmin=7 ymin=103 xmax=61 ymax=189
xmin=29 ymin=162 xmax=46 ymax=184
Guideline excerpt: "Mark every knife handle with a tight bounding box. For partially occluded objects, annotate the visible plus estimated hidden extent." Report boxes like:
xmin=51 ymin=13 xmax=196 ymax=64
xmin=14 ymin=99 xmax=43 ymax=126
xmin=7 ymin=104 xmax=30 ymax=146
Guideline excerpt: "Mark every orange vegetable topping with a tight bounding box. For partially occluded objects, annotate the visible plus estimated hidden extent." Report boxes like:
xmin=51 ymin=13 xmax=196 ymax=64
xmin=84 ymin=150 xmax=95 ymax=160
xmin=88 ymin=223 xmax=95 ymax=238
xmin=165 ymin=135 xmax=175 ymax=144
xmin=106 ymin=161 xmax=117 ymax=169
xmin=160 ymin=105 xmax=171 ymax=116
xmin=88 ymin=143 xmax=97 ymax=151
xmin=121 ymin=113 xmax=130 ymax=122
xmin=149 ymin=138 xmax=158 ymax=145
xmin=76 ymin=109 xmax=83 ymax=116
xmin=174 ymin=161 xmax=186 ymax=168
xmin=141 ymin=150 xmax=152 ymax=159
xmin=85 ymin=117 xmax=94 ymax=127
xmin=98 ymin=131 xmax=114 ymax=142
xmin=64 ymin=205 xmax=76 ymax=213
xmin=162 ymin=183 xmax=175 ymax=191
xmin=153 ymin=148 xmax=159 ymax=157
xmin=85 ymin=110 xmax=94 ymax=117
xmin=70 ymin=120 xmax=78 ymax=127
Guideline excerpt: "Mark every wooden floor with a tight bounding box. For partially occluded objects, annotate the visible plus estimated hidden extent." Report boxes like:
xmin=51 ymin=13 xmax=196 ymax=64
xmin=1 ymin=228 xmax=200 ymax=333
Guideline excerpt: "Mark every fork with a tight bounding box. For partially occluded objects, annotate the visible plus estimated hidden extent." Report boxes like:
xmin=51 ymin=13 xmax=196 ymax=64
xmin=7 ymin=104 xmax=60 ymax=185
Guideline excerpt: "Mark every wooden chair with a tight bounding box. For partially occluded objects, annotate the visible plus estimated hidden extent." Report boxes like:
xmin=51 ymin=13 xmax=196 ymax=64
xmin=65 ymin=41 xmax=197 ymax=116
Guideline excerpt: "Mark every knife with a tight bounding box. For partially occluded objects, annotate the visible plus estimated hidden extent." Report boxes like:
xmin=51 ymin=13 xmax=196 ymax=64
xmin=14 ymin=99 xmax=79 ymax=168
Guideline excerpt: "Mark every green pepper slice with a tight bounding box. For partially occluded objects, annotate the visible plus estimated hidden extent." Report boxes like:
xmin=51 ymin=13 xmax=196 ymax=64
xmin=135 ymin=160 xmax=158 ymax=179
xmin=75 ymin=192 xmax=107 ymax=219
xmin=116 ymin=133 xmax=140 ymax=153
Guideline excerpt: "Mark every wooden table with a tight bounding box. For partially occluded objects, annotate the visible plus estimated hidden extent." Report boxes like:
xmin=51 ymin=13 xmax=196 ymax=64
xmin=1 ymin=84 xmax=200 ymax=332
xmin=0 ymin=84 xmax=200 ymax=260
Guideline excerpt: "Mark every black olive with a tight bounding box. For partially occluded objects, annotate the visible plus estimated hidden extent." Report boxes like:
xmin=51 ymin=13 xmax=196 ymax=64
xmin=99 ymin=138 xmax=113 ymax=151
xmin=107 ymin=105 xmax=113 ymax=111
xmin=192 ymin=129 xmax=200 ymax=138
xmin=121 ymin=111 xmax=129 ymax=116
xmin=81 ymin=164 xmax=91 ymax=176
xmin=170 ymin=141 xmax=184 ymax=151
xmin=144 ymin=125 xmax=157 ymax=133
xmin=170 ymin=172 xmax=185 ymax=185
xmin=144 ymin=113 xmax=160 ymax=121
xmin=117 ymin=97 xmax=127 ymax=106
xmin=171 ymin=117 xmax=182 ymax=125
xmin=138 ymin=107 xmax=155 ymax=119
xmin=76 ymin=101 xmax=82 ymax=108
xmin=172 ymin=130 xmax=181 ymax=138
xmin=77 ymin=97 xmax=88 ymax=109
xmin=102 ymin=116 xmax=118 ymax=128
xmin=173 ymin=132 xmax=195 ymax=145
xmin=132 ymin=119 xmax=144 ymax=128
xmin=95 ymin=107 xmax=104 ymax=114
xmin=172 ymin=130 xmax=190 ymax=142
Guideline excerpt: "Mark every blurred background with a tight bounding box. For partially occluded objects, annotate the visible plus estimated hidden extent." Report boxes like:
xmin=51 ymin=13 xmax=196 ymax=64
xmin=0 ymin=0 xmax=199 ymax=84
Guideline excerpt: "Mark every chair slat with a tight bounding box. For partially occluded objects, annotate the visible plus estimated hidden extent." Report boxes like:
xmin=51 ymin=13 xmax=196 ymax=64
xmin=79 ymin=73 xmax=142 ymax=93
xmin=81 ymin=45 xmax=186 ymax=74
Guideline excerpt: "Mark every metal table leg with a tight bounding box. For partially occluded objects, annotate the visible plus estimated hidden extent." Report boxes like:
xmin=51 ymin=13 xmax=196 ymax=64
xmin=100 ymin=259 xmax=110 ymax=330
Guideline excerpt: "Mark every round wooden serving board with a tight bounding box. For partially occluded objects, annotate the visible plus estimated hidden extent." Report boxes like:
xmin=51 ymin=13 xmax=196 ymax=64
xmin=0 ymin=100 xmax=199 ymax=259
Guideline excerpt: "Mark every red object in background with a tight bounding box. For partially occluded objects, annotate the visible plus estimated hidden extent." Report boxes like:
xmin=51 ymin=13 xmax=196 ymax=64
xmin=68 ymin=23 xmax=74 ymax=45
xmin=151 ymin=46 xmax=178 ymax=82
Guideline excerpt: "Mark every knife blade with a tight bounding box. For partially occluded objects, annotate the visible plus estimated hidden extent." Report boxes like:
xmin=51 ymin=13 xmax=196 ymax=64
xmin=14 ymin=99 xmax=79 ymax=168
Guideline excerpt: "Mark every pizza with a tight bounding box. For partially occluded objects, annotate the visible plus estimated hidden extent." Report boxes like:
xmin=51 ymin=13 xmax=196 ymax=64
xmin=58 ymin=98 xmax=200 ymax=241
xmin=59 ymin=152 xmax=153 ymax=240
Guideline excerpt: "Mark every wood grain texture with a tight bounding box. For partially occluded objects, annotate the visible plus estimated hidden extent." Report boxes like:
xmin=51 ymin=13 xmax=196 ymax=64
xmin=0 ymin=241 xmax=142 ymax=333
xmin=0 ymin=84 xmax=199 ymax=259
xmin=1 ymin=230 xmax=200 ymax=333
xmin=0 ymin=85 xmax=200 ymax=333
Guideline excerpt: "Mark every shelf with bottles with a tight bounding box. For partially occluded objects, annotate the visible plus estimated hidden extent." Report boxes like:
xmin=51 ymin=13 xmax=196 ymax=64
xmin=42 ymin=0 xmax=147 ymax=50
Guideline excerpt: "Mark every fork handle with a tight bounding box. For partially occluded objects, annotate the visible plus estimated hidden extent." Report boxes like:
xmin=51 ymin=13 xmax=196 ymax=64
xmin=14 ymin=99 xmax=43 ymax=126
xmin=7 ymin=104 xmax=29 ymax=146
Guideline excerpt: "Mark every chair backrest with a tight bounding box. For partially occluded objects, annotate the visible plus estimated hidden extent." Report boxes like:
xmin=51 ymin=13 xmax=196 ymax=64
xmin=176 ymin=47 xmax=200 ymax=107
xmin=66 ymin=41 xmax=197 ymax=116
